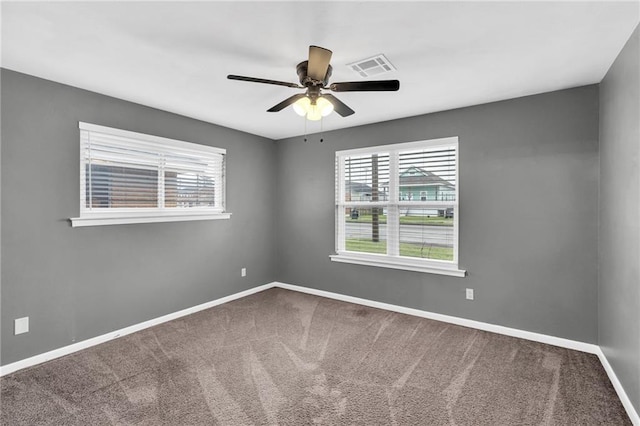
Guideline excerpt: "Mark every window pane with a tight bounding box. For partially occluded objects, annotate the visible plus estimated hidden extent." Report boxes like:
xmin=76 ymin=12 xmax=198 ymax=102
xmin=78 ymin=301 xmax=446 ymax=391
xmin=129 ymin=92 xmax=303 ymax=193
xmin=398 ymin=207 xmax=453 ymax=261
xmin=398 ymin=147 xmax=456 ymax=202
xmin=86 ymin=163 xmax=158 ymax=208
xmin=344 ymin=153 xmax=389 ymax=203
xmin=343 ymin=207 xmax=387 ymax=254
xmin=335 ymin=138 xmax=459 ymax=272
xmin=165 ymin=171 xmax=216 ymax=208
xmin=79 ymin=124 xmax=227 ymax=222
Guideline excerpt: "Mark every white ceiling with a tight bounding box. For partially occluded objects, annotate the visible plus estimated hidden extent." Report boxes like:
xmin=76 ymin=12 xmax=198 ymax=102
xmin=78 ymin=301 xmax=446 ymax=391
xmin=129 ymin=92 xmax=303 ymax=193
xmin=2 ymin=1 xmax=638 ymax=140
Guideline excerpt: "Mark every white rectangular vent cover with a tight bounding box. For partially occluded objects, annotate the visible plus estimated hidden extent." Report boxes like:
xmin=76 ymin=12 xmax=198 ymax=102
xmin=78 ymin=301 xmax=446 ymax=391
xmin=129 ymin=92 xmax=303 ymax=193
xmin=347 ymin=54 xmax=396 ymax=78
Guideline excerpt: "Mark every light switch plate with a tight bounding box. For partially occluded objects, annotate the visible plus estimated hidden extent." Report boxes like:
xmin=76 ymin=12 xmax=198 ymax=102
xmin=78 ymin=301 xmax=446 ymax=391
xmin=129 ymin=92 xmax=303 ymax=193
xmin=15 ymin=317 xmax=29 ymax=335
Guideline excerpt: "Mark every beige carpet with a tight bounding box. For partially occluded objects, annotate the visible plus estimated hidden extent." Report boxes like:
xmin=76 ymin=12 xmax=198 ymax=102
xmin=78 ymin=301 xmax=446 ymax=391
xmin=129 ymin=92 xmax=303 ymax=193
xmin=0 ymin=288 xmax=631 ymax=425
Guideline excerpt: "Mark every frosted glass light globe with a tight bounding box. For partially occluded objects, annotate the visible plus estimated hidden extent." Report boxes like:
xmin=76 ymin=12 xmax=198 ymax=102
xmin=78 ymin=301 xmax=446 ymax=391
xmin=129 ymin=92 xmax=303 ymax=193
xmin=293 ymin=97 xmax=310 ymax=116
xmin=317 ymin=97 xmax=334 ymax=117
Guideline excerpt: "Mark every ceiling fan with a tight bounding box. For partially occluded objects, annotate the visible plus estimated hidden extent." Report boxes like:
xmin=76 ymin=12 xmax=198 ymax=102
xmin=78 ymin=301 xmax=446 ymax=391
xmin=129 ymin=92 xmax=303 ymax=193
xmin=227 ymin=45 xmax=400 ymax=120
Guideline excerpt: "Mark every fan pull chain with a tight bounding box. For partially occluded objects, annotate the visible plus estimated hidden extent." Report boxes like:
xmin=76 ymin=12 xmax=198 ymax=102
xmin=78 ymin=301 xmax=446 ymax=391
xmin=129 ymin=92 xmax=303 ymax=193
xmin=320 ymin=118 xmax=324 ymax=143
xmin=303 ymin=117 xmax=308 ymax=142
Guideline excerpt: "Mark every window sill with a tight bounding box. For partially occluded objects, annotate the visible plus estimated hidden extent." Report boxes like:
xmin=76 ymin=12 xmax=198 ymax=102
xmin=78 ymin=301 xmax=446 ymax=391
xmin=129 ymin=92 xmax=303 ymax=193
xmin=70 ymin=212 xmax=232 ymax=227
xmin=329 ymin=253 xmax=466 ymax=277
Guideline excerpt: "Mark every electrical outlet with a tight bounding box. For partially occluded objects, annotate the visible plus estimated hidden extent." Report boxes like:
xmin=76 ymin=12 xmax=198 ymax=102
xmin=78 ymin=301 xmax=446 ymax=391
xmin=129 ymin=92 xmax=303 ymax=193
xmin=241 ymin=267 xmax=247 ymax=277
xmin=15 ymin=317 xmax=29 ymax=335
xmin=465 ymin=288 xmax=474 ymax=300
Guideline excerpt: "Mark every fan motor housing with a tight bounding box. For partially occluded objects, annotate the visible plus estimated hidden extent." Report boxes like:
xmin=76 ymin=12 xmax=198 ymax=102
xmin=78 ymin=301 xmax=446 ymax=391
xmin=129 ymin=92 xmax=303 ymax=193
xmin=297 ymin=61 xmax=332 ymax=87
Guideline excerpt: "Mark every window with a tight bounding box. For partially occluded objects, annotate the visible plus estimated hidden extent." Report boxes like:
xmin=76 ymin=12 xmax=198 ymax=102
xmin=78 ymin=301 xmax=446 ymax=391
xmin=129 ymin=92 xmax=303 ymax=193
xmin=71 ymin=122 xmax=230 ymax=227
xmin=331 ymin=137 xmax=465 ymax=277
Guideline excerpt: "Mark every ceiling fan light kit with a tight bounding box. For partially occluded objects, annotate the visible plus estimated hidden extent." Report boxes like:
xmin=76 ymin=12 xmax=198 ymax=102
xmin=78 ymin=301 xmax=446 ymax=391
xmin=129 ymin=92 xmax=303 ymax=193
xmin=228 ymin=45 xmax=400 ymax=121
xmin=293 ymin=96 xmax=334 ymax=121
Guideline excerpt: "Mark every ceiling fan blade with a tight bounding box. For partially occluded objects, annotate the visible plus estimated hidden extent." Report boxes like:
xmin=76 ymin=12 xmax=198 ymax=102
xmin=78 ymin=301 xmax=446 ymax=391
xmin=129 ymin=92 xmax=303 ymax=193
xmin=307 ymin=46 xmax=332 ymax=81
xmin=322 ymin=94 xmax=355 ymax=117
xmin=267 ymin=94 xmax=307 ymax=112
xmin=329 ymin=80 xmax=400 ymax=92
xmin=227 ymin=75 xmax=302 ymax=89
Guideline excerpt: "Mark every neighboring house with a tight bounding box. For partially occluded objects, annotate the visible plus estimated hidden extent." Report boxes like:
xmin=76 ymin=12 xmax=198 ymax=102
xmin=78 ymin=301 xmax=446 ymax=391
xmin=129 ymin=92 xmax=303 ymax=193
xmin=345 ymin=180 xmax=374 ymax=201
xmin=346 ymin=167 xmax=454 ymax=203
xmin=87 ymin=164 xmax=158 ymax=208
xmin=87 ymin=165 xmax=215 ymax=209
xmin=345 ymin=181 xmax=379 ymax=218
xmin=346 ymin=167 xmax=455 ymax=217
xmin=378 ymin=166 xmax=456 ymax=217
xmin=398 ymin=166 xmax=455 ymax=202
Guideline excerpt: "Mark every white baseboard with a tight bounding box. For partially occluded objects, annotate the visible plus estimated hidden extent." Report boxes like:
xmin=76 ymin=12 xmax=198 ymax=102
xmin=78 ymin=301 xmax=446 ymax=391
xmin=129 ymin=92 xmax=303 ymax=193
xmin=272 ymin=282 xmax=599 ymax=353
xmin=0 ymin=283 xmax=274 ymax=377
xmin=272 ymin=281 xmax=639 ymax=425
xmin=2 ymin=280 xmax=637 ymax=424
xmin=595 ymin=347 xmax=640 ymax=426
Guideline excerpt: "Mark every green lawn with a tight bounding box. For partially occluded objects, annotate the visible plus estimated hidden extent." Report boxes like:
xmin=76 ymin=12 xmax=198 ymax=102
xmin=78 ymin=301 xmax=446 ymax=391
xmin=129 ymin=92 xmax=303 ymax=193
xmin=346 ymin=213 xmax=452 ymax=226
xmin=345 ymin=239 xmax=453 ymax=260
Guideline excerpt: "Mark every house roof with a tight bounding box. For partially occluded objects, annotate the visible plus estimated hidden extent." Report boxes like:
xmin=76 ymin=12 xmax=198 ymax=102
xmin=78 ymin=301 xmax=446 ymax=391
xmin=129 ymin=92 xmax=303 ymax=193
xmin=346 ymin=181 xmax=372 ymax=194
xmin=349 ymin=167 xmax=454 ymax=191
xmin=398 ymin=167 xmax=454 ymax=189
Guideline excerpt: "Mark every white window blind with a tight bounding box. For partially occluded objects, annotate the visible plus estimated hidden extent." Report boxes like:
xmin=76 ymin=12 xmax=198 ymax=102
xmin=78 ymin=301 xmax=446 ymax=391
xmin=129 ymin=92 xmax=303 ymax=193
xmin=332 ymin=137 xmax=465 ymax=277
xmin=71 ymin=122 xmax=229 ymax=227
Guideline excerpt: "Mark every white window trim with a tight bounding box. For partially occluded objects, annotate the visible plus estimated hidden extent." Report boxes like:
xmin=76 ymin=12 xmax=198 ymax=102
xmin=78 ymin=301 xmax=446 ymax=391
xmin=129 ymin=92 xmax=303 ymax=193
xmin=71 ymin=212 xmax=231 ymax=227
xmin=70 ymin=122 xmax=230 ymax=227
xmin=329 ymin=253 xmax=466 ymax=277
xmin=331 ymin=136 xmax=465 ymax=277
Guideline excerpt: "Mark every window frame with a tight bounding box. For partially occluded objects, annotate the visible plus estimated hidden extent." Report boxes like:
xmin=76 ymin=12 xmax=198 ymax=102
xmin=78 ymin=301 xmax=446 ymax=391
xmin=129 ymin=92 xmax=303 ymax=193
xmin=330 ymin=137 xmax=465 ymax=277
xmin=70 ymin=122 xmax=231 ymax=227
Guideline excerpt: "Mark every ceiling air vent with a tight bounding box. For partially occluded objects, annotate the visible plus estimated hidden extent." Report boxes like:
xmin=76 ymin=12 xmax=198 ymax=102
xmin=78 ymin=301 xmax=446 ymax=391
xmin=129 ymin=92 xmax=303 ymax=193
xmin=347 ymin=54 xmax=396 ymax=78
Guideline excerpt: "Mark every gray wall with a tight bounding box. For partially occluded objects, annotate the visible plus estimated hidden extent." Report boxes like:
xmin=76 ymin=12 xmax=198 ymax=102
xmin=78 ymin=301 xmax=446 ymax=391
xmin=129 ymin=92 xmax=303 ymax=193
xmin=599 ymin=25 xmax=640 ymax=413
xmin=1 ymin=69 xmax=278 ymax=365
xmin=276 ymin=86 xmax=600 ymax=343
